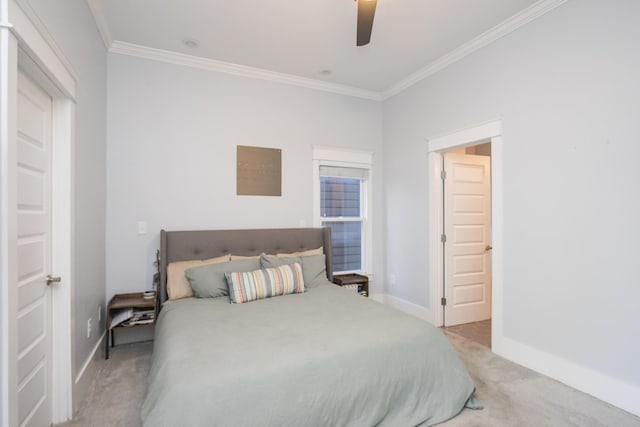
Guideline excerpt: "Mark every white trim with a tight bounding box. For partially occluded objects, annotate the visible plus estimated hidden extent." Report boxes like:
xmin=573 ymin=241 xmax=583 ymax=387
xmin=85 ymin=0 xmax=112 ymax=49
xmin=1 ymin=1 xmax=77 ymax=424
xmin=8 ymin=0 xmax=77 ymax=100
xmin=312 ymin=146 xmax=374 ymax=275
xmin=497 ymin=336 xmax=640 ymax=417
xmin=86 ymin=0 xmax=562 ymax=103
xmin=489 ymin=136 xmax=504 ymax=351
xmin=427 ymin=121 xmax=502 ymax=328
xmin=50 ymin=99 xmax=75 ymax=423
xmin=368 ymin=293 xmax=385 ymax=304
xmin=312 ymin=145 xmax=374 ymax=165
xmin=72 ymin=332 xmax=103 ymax=414
xmin=110 ymin=41 xmax=382 ymax=102
xmin=88 ymin=0 xmax=563 ymax=102
xmin=377 ymin=293 xmax=434 ymax=324
xmin=382 ymin=0 xmax=568 ymax=99
xmin=0 ymin=26 xmax=19 ymax=427
xmin=428 ymin=119 xmax=502 ymax=152
xmin=75 ymin=332 xmax=104 ymax=386
xmin=375 ymin=287 xmax=640 ymax=417
xmin=427 ymin=151 xmax=444 ymax=327
xmin=312 ymin=158 xmax=321 ymax=231
xmin=427 ymin=119 xmax=502 ymax=330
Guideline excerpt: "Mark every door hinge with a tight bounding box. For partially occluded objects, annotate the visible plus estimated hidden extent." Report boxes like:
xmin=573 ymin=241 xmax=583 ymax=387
xmin=440 ymin=234 xmax=446 ymax=243
xmin=441 ymin=297 xmax=447 ymax=306
xmin=441 ymin=170 xmax=447 ymax=180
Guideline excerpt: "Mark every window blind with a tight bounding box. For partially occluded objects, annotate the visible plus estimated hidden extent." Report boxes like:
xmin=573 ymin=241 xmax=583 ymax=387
xmin=319 ymin=165 xmax=369 ymax=180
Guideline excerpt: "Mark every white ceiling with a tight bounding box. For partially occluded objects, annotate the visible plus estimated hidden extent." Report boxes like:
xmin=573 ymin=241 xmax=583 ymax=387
xmin=89 ymin=0 xmax=557 ymax=98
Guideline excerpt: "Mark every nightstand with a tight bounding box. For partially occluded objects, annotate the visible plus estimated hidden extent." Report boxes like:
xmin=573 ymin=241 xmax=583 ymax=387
xmin=105 ymin=292 xmax=157 ymax=359
xmin=333 ymin=273 xmax=369 ymax=297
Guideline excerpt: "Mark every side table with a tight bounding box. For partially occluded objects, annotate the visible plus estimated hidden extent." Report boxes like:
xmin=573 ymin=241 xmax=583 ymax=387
xmin=105 ymin=292 xmax=157 ymax=359
xmin=332 ymin=273 xmax=369 ymax=297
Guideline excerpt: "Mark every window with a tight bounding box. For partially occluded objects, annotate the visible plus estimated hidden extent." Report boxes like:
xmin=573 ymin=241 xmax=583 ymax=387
xmin=320 ymin=170 xmax=366 ymax=272
xmin=313 ymin=147 xmax=372 ymax=274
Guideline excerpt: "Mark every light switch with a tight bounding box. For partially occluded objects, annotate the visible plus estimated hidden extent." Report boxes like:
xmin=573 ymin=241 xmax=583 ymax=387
xmin=137 ymin=221 xmax=147 ymax=235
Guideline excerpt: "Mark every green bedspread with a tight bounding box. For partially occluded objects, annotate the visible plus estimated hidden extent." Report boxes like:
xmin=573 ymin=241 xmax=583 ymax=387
xmin=141 ymin=281 xmax=474 ymax=426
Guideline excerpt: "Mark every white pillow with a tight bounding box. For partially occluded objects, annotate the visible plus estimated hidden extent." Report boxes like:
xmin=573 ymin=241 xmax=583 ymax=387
xmin=276 ymin=246 xmax=323 ymax=258
xmin=166 ymin=254 xmax=230 ymax=300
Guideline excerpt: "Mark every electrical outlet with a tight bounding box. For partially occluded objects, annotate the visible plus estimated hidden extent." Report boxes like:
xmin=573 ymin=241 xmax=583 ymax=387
xmin=97 ymin=305 xmax=101 ymax=322
xmin=137 ymin=221 xmax=148 ymax=235
xmin=87 ymin=318 xmax=92 ymax=338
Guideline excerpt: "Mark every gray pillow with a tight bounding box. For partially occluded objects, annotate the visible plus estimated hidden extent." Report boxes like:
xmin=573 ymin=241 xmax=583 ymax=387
xmin=186 ymin=258 xmax=261 ymax=298
xmin=260 ymin=253 xmax=328 ymax=288
xmin=260 ymin=253 xmax=301 ymax=268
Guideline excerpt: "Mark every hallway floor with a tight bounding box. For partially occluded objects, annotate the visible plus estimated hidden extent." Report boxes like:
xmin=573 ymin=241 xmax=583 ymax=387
xmin=445 ymin=319 xmax=491 ymax=348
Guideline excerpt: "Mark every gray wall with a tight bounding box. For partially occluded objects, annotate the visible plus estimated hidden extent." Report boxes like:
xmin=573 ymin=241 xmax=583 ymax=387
xmin=28 ymin=0 xmax=107 ymax=380
xmin=383 ymin=0 xmax=640 ymax=387
xmin=106 ymin=54 xmax=384 ymax=299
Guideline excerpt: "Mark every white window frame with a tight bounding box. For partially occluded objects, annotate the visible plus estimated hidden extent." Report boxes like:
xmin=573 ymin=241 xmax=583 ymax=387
xmin=312 ymin=146 xmax=373 ymax=275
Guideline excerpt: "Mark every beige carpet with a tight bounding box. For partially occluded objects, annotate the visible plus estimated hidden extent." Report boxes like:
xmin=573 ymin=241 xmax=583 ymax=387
xmin=56 ymin=342 xmax=152 ymax=427
xmin=441 ymin=331 xmax=639 ymax=426
xmin=56 ymin=334 xmax=640 ymax=427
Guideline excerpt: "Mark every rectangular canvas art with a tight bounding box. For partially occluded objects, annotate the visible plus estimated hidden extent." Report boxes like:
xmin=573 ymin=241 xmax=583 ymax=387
xmin=236 ymin=145 xmax=282 ymax=196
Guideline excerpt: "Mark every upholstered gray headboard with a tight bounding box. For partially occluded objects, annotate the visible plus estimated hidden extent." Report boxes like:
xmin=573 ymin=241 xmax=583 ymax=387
xmin=159 ymin=227 xmax=333 ymax=303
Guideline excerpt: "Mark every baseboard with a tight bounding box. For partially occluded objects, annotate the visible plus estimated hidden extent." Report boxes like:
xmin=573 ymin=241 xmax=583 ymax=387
xmin=494 ymin=335 xmax=640 ymax=418
xmin=375 ymin=292 xmax=640 ymax=418
xmin=368 ymin=292 xmax=385 ymax=303
xmin=372 ymin=293 xmax=433 ymax=324
xmin=73 ymin=332 xmax=105 ymax=414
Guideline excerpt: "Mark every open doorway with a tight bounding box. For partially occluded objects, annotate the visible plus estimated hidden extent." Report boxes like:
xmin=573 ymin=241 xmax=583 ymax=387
xmin=441 ymin=143 xmax=492 ymax=348
xmin=427 ymin=119 xmax=503 ymax=353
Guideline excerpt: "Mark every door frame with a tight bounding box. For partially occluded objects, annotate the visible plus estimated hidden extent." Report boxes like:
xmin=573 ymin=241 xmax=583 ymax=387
xmin=1 ymin=0 xmax=76 ymax=425
xmin=427 ymin=119 xmax=503 ymax=350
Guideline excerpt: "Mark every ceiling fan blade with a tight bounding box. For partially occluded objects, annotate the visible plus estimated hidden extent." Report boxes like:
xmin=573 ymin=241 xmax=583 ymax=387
xmin=356 ymin=0 xmax=377 ymax=47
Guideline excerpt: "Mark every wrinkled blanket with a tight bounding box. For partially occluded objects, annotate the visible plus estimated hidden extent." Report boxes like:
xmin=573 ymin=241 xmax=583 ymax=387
xmin=141 ymin=282 xmax=474 ymax=426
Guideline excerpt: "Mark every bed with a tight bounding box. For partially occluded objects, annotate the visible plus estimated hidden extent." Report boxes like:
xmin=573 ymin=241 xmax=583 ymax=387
xmin=141 ymin=227 xmax=475 ymax=426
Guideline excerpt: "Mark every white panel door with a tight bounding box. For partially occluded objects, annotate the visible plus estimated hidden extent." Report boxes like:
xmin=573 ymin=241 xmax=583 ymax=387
xmin=17 ymin=72 xmax=53 ymax=427
xmin=444 ymin=153 xmax=491 ymax=326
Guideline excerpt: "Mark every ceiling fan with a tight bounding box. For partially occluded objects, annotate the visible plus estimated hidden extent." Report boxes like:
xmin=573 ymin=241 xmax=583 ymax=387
xmin=356 ymin=0 xmax=377 ymax=46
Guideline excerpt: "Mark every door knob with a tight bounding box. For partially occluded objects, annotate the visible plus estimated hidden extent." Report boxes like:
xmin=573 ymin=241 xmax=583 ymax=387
xmin=485 ymin=245 xmax=493 ymax=251
xmin=46 ymin=275 xmax=61 ymax=286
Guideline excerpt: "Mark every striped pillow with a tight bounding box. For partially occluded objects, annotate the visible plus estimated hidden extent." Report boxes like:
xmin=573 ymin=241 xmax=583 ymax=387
xmin=225 ymin=263 xmax=305 ymax=304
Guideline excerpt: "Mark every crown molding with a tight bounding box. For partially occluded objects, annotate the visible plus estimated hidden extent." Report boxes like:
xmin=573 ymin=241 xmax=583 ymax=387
xmin=382 ymin=0 xmax=568 ymax=100
xmin=85 ymin=0 xmax=112 ymax=49
xmin=109 ymin=41 xmax=383 ymax=101
xmin=11 ymin=0 xmax=78 ymax=83
xmin=95 ymin=0 xmax=565 ymax=102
